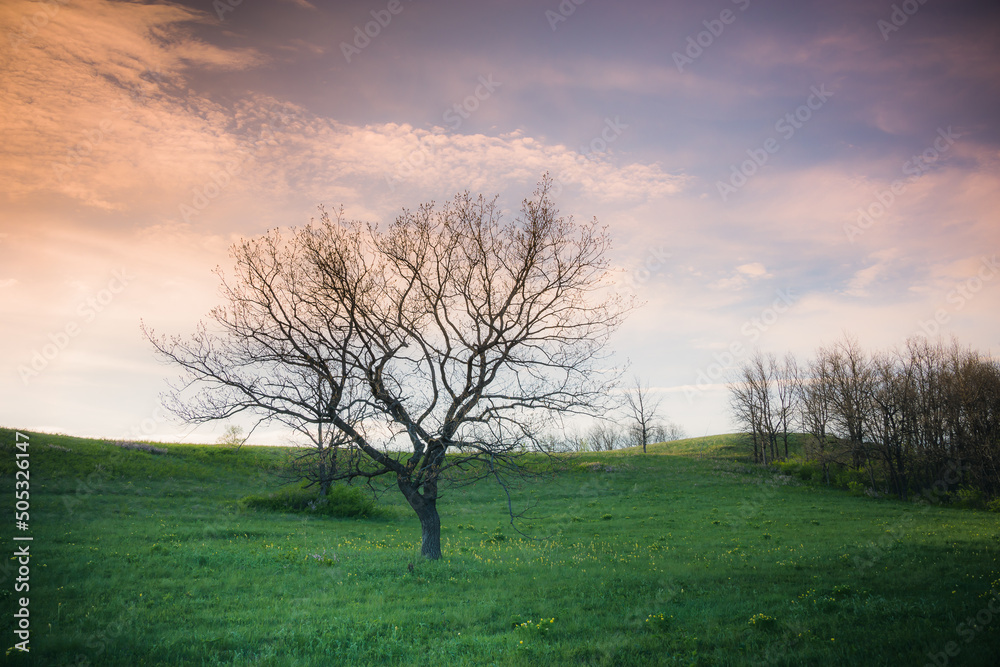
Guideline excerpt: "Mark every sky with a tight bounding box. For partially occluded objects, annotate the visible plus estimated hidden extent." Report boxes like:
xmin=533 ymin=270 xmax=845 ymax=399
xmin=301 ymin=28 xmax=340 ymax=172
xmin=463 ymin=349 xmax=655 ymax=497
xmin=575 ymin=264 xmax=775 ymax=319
xmin=1 ymin=0 xmax=999 ymax=445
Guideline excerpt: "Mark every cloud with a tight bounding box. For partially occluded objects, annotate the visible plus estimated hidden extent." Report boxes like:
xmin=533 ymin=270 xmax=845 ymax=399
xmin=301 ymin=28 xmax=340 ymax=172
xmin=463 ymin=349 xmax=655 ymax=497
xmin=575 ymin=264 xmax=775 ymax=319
xmin=844 ymin=263 xmax=884 ymax=298
xmin=278 ymin=0 xmax=318 ymax=9
xmin=737 ymin=262 xmax=770 ymax=278
xmin=843 ymin=248 xmax=899 ymax=297
xmin=251 ymin=120 xmax=687 ymax=213
xmin=0 ymin=0 xmax=267 ymax=211
xmin=708 ymin=262 xmax=772 ymax=291
xmin=0 ymin=0 xmax=686 ymax=232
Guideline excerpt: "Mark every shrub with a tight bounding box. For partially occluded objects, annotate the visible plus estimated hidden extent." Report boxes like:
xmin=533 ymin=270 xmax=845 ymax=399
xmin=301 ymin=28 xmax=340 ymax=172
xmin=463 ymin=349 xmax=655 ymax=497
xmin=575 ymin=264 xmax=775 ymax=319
xmin=238 ymin=483 xmax=376 ymax=518
xmin=775 ymin=460 xmax=800 ymax=477
xmin=833 ymin=466 xmax=869 ymax=490
xmin=986 ymin=498 xmax=1000 ymax=513
xmin=776 ymin=458 xmax=825 ymax=485
xmin=954 ymin=486 xmax=985 ymax=510
xmin=110 ymin=440 xmax=168 ymax=455
xmin=797 ymin=461 xmax=820 ymax=482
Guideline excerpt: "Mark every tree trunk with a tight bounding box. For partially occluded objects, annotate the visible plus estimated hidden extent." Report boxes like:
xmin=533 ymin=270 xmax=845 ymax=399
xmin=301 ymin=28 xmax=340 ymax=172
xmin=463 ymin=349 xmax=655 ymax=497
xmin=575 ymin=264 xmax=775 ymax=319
xmin=398 ymin=476 xmax=442 ymax=560
xmin=415 ymin=503 xmax=441 ymax=560
xmin=318 ymin=452 xmax=329 ymax=496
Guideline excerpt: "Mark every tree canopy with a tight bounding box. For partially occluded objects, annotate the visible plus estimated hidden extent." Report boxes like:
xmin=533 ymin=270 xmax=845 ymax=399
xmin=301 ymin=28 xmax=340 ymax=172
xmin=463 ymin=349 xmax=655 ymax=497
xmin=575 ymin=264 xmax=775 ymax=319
xmin=144 ymin=179 xmax=630 ymax=558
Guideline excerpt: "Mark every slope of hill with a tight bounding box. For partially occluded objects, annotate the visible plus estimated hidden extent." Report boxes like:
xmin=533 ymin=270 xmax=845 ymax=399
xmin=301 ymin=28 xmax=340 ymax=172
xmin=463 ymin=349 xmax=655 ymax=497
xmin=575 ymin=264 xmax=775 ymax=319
xmin=2 ymin=427 xmax=998 ymax=666
xmin=623 ymin=433 xmax=748 ymax=457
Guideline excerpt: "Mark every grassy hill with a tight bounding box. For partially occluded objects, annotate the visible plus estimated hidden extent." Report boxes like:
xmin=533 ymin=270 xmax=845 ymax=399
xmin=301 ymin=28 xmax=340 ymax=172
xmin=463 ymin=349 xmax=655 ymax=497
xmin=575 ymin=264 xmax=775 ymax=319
xmin=623 ymin=433 xmax=749 ymax=457
xmin=1 ymin=427 xmax=998 ymax=666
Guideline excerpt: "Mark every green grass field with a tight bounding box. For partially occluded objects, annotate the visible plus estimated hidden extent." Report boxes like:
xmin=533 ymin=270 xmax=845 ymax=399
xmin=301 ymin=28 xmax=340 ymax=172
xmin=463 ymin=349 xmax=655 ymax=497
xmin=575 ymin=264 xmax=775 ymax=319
xmin=1 ymin=427 xmax=999 ymax=666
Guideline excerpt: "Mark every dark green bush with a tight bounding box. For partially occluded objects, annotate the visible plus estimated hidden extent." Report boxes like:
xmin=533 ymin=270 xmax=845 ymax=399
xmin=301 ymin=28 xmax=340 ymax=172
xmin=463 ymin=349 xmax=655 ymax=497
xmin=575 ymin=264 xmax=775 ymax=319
xmin=776 ymin=458 xmax=824 ymax=484
xmin=953 ymin=486 xmax=985 ymax=510
xmin=797 ymin=461 xmax=820 ymax=482
xmin=775 ymin=460 xmax=800 ymax=476
xmin=238 ymin=483 xmax=376 ymax=518
xmin=832 ymin=466 xmax=869 ymax=490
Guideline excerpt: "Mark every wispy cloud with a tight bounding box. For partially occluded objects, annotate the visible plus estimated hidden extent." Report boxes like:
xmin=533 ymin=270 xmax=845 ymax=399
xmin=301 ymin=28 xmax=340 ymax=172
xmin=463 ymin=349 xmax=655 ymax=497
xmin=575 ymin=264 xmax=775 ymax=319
xmin=278 ymin=0 xmax=318 ymax=9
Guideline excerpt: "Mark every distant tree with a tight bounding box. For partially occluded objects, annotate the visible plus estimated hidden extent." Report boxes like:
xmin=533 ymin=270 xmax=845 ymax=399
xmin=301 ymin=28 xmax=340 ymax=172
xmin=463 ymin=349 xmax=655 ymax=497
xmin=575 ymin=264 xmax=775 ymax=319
xmin=729 ymin=351 xmax=797 ymax=464
xmin=280 ymin=375 xmax=356 ymax=496
xmin=658 ymin=421 xmax=687 ymax=442
xmin=775 ymin=353 xmax=799 ymax=459
xmin=730 ymin=352 xmax=777 ymax=464
xmin=624 ymin=376 xmax=663 ymax=453
xmin=796 ymin=352 xmax=839 ymax=484
xmin=735 ymin=334 xmax=1000 ymax=501
xmin=588 ymin=421 xmax=622 ymax=451
xmin=557 ymin=427 xmax=591 ymax=452
xmin=144 ymin=178 xmax=630 ymax=560
xmin=867 ymin=350 xmax=915 ymax=499
xmin=823 ymin=335 xmax=876 ymax=479
xmin=216 ymin=424 xmax=245 ymax=448
xmin=867 ymin=338 xmax=1000 ymax=500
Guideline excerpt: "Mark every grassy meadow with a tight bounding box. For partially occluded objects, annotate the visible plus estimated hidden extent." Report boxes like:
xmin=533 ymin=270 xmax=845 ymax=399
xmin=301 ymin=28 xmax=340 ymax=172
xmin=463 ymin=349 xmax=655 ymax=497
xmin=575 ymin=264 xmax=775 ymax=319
xmin=1 ymin=427 xmax=999 ymax=666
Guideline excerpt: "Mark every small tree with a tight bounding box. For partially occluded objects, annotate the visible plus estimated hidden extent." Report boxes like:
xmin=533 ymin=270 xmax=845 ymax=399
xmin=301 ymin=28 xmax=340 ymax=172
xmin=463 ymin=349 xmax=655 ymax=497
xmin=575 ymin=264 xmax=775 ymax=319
xmin=144 ymin=178 xmax=630 ymax=559
xmin=775 ymin=353 xmax=799 ymax=459
xmin=824 ymin=335 xmax=876 ymax=477
xmin=797 ymin=352 xmax=838 ymax=484
xmin=588 ymin=421 xmax=622 ymax=451
xmin=730 ymin=351 xmax=796 ymax=464
xmin=216 ymin=424 xmax=245 ymax=448
xmin=624 ymin=376 xmax=663 ymax=453
xmin=657 ymin=421 xmax=687 ymax=442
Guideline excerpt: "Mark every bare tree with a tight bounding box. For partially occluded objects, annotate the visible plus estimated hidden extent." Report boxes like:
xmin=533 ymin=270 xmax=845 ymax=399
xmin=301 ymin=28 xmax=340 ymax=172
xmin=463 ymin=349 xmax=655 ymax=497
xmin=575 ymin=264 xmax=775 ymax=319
xmin=144 ymin=178 xmax=630 ymax=560
xmin=588 ymin=421 xmax=622 ymax=451
xmin=141 ymin=223 xmax=366 ymax=496
xmin=867 ymin=350 xmax=914 ymax=499
xmin=797 ymin=352 xmax=840 ymax=484
xmin=669 ymin=422 xmax=687 ymax=441
xmin=655 ymin=421 xmax=687 ymax=442
xmin=624 ymin=376 xmax=663 ymax=453
xmin=901 ymin=337 xmax=1000 ymax=499
xmin=775 ymin=353 xmax=799 ymax=459
xmin=556 ymin=426 xmax=590 ymax=452
xmin=950 ymin=345 xmax=1000 ymax=497
xmin=730 ymin=361 xmax=766 ymax=463
xmin=738 ymin=334 xmax=1000 ymax=501
xmin=729 ymin=351 xmax=798 ymax=464
xmin=824 ymin=335 xmax=876 ymax=481
xmin=731 ymin=352 xmax=774 ymax=463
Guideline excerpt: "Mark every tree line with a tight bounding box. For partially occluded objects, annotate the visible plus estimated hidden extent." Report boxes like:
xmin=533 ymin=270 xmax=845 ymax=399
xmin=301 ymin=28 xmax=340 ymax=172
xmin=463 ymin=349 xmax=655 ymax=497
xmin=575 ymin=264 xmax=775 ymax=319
xmin=730 ymin=336 xmax=1000 ymax=504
